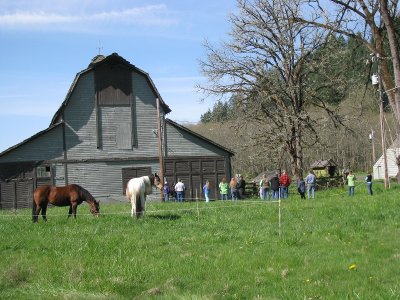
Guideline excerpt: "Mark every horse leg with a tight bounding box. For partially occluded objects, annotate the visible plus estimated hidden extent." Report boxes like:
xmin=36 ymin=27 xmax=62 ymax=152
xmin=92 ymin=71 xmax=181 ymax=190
xmin=68 ymin=205 xmax=73 ymax=218
xmin=32 ymin=201 xmax=40 ymax=223
xmin=41 ymin=204 xmax=48 ymax=222
xmin=33 ymin=206 xmax=41 ymax=223
xmin=71 ymin=203 xmax=78 ymax=219
xmin=136 ymin=196 xmax=142 ymax=218
xmin=140 ymin=192 xmax=146 ymax=217
xmin=131 ymin=193 xmax=137 ymax=218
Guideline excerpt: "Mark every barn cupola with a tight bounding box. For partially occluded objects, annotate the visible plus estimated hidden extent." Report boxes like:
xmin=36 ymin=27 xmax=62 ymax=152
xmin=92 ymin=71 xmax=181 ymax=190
xmin=89 ymin=54 xmax=106 ymax=67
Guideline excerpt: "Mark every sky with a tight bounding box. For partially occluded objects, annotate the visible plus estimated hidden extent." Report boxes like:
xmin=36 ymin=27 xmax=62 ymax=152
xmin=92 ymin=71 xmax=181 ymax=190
xmin=0 ymin=0 xmax=237 ymax=153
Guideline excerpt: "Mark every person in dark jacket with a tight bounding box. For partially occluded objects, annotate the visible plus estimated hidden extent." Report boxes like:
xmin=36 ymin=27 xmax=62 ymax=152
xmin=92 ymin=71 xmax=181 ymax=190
xmin=297 ymin=176 xmax=306 ymax=199
xmin=270 ymin=173 xmax=280 ymax=199
xmin=365 ymin=172 xmax=373 ymax=195
xmin=237 ymin=175 xmax=246 ymax=200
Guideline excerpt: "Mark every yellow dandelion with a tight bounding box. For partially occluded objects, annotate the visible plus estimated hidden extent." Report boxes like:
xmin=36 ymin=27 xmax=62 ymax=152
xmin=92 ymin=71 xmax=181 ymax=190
xmin=348 ymin=263 xmax=357 ymax=270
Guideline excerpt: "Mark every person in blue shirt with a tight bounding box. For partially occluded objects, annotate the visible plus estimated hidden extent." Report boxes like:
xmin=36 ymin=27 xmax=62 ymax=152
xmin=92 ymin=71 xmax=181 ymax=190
xmin=203 ymin=180 xmax=211 ymax=202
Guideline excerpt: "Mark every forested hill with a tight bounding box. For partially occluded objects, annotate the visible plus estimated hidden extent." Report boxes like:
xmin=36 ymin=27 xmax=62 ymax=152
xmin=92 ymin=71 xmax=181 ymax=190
xmin=189 ymin=36 xmax=395 ymax=177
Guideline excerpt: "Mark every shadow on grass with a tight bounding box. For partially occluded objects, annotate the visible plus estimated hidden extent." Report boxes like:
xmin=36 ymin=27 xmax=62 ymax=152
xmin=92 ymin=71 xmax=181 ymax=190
xmin=148 ymin=214 xmax=181 ymax=220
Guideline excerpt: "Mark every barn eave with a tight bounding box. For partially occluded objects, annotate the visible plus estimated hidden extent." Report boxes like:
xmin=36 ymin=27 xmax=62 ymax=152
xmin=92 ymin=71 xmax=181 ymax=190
xmin=0 ymin=122 xmax=64 ymax=158
xmin=166 ymin=118 xmax=235 ymax=156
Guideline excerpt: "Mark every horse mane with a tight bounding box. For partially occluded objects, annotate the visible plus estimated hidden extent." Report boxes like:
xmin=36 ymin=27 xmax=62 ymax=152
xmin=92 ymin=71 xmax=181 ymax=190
xmin=148 ymin=174 xmax=155 ymax=185
xmin=74 ymin=184 xmax=95 ymax=203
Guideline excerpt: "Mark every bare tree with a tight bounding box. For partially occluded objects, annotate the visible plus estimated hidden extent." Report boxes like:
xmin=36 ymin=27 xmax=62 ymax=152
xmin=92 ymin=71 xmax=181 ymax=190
xmin=296 ymin=0 xmax=400 ymax=124
xmin=199 ymin=0 xmax=345 ymax=176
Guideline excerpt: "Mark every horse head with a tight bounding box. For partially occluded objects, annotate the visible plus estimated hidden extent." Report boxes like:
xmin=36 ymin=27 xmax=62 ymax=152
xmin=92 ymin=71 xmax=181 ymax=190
xmin=90 ymin=199 xmax=100 ymax=217
xmin=153 ymin=173 xmax=163 ymax=191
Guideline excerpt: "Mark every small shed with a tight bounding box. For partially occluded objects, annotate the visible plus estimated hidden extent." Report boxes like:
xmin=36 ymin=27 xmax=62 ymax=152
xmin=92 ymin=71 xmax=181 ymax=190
xmin=310 ymin=159 xmax=337 ymax=178
xmin=373 ymin=137 xmax=400 ymax=179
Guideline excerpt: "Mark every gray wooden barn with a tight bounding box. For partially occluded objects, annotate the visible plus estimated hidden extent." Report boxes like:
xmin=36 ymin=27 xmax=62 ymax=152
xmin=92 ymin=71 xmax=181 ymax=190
xmin=0 ymin=53 xmax=233 ymax=209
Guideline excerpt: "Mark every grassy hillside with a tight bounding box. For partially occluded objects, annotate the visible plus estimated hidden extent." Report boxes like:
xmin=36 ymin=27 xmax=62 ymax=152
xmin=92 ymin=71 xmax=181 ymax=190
xmin=0 ymin=184 xmax=399 ymax=299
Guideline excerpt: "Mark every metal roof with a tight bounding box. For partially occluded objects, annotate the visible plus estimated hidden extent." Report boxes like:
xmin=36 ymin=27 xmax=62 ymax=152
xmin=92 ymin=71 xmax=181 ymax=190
xmin=310 ymin=159 xmax=337 ymax=168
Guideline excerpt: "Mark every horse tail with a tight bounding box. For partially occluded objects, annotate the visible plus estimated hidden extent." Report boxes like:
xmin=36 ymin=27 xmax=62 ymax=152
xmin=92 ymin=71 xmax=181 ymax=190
xmin=32 ymin=197 xmax=37 ymax=221
xmin=32 ymin=186 xmax=43 ymax=222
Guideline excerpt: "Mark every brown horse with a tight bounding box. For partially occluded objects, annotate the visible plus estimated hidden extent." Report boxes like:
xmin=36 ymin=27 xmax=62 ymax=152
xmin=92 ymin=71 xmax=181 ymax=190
xmin=32 ymin=184 xmax=100 ymax=222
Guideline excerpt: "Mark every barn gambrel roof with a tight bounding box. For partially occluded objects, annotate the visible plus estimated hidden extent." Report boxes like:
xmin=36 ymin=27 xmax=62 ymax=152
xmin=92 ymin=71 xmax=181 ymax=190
xmin=0 ymin=54 xmax=235 ymax=159
xmin=50 ymin=52 xmax=171 ymax=126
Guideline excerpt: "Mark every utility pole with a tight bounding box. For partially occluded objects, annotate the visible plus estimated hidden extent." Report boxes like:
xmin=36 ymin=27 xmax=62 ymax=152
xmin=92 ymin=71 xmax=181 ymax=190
xmin=369 ymin=129 xmax=375 ymax=167
xmin=156 ymin=98 xmax=165 ymax=199
xmin=377 ymin=55 xmax=389 ymax=188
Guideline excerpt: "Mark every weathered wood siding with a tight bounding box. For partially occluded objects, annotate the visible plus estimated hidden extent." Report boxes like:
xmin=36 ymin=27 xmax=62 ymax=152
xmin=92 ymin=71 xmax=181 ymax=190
xmin=373 ymin=148 xmax=400 ymax=179
xmin=132 ymin=72 xmax=159 ymax=156
xmin=164 ymin=157 xmax=227 ymax=200
xmin=53 ymin=163 xmax=66 ymax=186
xmin=63 ymin=70 xmax=160 ymax=160
xmin=0 ymin=126 xmax=64 ymax=163
xmin=65 ymin=160 xmax=160 ymax=200
xmin=165 ymin=122 xmax=227 ymax=157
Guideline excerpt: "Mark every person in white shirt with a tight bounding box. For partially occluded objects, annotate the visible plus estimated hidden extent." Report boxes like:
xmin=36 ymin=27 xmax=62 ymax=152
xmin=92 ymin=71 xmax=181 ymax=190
xmin=305 ymin=170 xmax=316 ymax=199
xmin=174 ymin=179 xmax=185 ymax=202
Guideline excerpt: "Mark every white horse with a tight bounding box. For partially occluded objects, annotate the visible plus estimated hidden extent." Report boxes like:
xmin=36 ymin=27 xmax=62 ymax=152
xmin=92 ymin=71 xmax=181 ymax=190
xmin=126 ymin=173 xmax=162 ymax=218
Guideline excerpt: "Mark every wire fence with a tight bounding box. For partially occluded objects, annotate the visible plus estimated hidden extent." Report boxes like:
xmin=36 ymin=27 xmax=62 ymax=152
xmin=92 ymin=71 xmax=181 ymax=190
xmin=0 ymin=180 xmax=389 ymax=238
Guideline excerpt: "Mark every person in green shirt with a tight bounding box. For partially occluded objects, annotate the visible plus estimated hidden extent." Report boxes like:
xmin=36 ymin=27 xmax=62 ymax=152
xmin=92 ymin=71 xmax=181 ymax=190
xmin=347 ymin=170 xmax=356 ymax=196
xmin=219 ymin=177 xmax=229 ymax=200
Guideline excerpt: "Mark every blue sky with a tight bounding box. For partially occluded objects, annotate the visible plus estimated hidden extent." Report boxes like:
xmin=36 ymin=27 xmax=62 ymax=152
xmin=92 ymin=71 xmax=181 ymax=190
xmin=0 ymin=0 xmax=236 ymax=152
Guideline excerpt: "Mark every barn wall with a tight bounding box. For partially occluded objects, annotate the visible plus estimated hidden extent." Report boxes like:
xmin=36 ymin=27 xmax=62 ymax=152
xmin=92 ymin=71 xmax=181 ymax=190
xmin=63 ymin=71 xmax=161 ymax=160
xmin=164 ymin=156 xmax=228 ymax=200
xmin=165 ymin=122 xmax=228 ymax=157
xmin=64 ymin=160 xmax=160 ymax=200
xmin=53 ymin=163 xmax=66 ymax=186
xmin=373 ymin=148 xmax=400 ymax=179
xmin=99 ymin=106 xmax=132 ymax=150
xmin=0 ymin=126 xmax=64 ymax=163
xmin=132 ymin=71 xmax=159 ymax=156
xmin=63 ymin=72 xmax=97 ymax=159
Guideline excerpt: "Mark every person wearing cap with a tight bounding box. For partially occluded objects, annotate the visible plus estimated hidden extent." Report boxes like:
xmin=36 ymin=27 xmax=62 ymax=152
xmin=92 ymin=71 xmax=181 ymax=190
xmin=163 ymin=181 xmax=170 ymax=202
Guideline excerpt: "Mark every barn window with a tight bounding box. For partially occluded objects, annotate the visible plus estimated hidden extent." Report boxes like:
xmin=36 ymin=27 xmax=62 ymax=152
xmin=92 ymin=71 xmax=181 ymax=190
xmin=95 ymin=61 xmax=132 ymax=106
xmin=36 ymin=166 xmax=51 ymax=178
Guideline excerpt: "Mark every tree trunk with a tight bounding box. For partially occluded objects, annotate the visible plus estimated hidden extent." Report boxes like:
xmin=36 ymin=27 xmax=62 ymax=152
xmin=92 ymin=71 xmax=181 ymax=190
xmin=380 ymin=1 xmax=400 ymax=123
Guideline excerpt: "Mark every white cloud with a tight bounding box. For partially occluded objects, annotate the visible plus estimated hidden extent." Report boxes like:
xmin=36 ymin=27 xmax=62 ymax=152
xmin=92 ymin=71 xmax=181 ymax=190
xmin=0 ymin=12 xmax=76 ymax=25
xmin=0 ymin=4 xmax=178 ymax=27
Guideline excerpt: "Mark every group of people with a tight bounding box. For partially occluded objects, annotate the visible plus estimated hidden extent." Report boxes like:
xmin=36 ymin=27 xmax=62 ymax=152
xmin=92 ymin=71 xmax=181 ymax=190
xmin=162 ymin=169 xmax=373 ymax=203
xmin=258 ymin=170 xmax=316 ymax=200
xmin=344 ymin=170 xmax=373 ymax=196
xmin=204 ymin=175 xmax=247 ymax=202
xmin=162 ymin=179 xmax=186 ymax=202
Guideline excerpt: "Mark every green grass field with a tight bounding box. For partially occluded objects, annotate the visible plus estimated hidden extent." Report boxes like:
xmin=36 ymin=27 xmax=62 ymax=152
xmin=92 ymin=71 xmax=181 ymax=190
xmin=1 ymin=183 xmax=399 ymax=299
